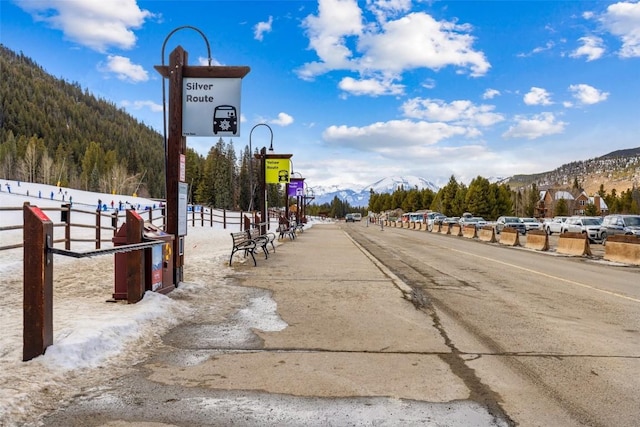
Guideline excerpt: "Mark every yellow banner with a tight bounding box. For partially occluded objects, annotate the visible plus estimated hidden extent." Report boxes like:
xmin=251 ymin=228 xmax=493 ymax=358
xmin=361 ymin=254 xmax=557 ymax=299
xmin=265 ymin=158 xmax=290 ymax=184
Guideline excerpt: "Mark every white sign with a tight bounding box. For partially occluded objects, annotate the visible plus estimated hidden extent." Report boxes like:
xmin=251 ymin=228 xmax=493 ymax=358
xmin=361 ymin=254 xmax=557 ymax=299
xmin=178 ymin=182 xmax=188 ymax=236
xmin=182 ymin=78 xmax=242 ymax=137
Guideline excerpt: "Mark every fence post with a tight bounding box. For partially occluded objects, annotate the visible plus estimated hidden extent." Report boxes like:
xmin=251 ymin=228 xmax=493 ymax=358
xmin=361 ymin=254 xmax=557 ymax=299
xmin=243 ymin=214 xmax=251 ymax=232
xmin=23 ymin=203 xmax=54 ymax=361
xmin=63 ymin=203 xmax=71 ymax=250
xmin=95 ymin=209 xmax=102 ymax=249
xmin=112 ymin=211 xmax=118 ymax=235
xmin=200 ymin=208 xmax=204 ymax=227
xmin=209 ymin=208 xmax=213 ymax=227
xmin=191 ymin=207 xmax=195 ymax=226
xmin=223 ymin=209 xmax=227 ymax=229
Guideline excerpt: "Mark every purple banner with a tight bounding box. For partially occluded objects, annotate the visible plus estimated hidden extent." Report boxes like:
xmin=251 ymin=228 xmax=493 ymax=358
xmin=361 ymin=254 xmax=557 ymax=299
xmin=288 ymin=179 xmax=305 ymax=197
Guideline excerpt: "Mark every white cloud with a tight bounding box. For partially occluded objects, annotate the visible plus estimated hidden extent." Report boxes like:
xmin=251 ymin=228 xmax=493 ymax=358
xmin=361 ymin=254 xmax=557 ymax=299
xmin=523 ymin=87 xmax=553 ymax=106
xmin=502 ymin=112 xmax=566 ymax=140
xmin=297 ymin=1 xmax=490 ymax=91
xmin=254 ymin=16 xmax=273 ymax=41
xmin=357 ymin=12 xmax=490 ymax=76
xmin=482 ymin=89 xmax=500 ymax=99
xmin=570 ymin=36 xmax=605 ymax=61
xmin=323 ymin=119 xmax=470 ymax=150
xmin=101 ymin=55 xmax=148 ymax=82
xmin=600 ymin=1 xmax=640 ymax=58
xmin=421 ymin=78 xmax=436 ymax=89
xmin=517 ymin=40 xmax=555 ymax=57
xmin=568 ymin=84 xmax=609 ymax=105
xmin=366 ymin=0 xmax=412 ymax=23
xmin=401 ymin=98 xmax=504 ymax=127
xmin=16 ymin=0 xmax=154 ymax=52
xmin=338 ymin=76 xmax=404 ymax=96
xmin=270 ymin=113 xmax=294 ymax=126
xmin=197 ymin=57 xmax=222 ymax=66
xmin=297 ymin=0 xmax=364 ymax=80
xmin=120 ymin=100 xmax=163 ymax=112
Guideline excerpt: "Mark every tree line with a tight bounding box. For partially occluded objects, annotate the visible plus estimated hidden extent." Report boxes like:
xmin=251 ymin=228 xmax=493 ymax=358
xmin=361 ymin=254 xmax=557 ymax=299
xmin=306 ymin=174 xmax=639 ymax=221
xmin=0 ymin=45 xmax=164 ymax=197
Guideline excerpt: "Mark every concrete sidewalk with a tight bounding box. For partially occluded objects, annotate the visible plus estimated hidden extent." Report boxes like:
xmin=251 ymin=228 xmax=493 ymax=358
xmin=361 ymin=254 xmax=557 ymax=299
xmin=42 ymin=223 xmax=510 ymax=426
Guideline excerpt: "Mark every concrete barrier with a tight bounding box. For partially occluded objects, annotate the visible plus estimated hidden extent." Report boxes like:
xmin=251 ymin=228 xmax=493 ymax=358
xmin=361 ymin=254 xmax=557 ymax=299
xmin=604 ymin=235 xmax=640 ymax=265
xmin=478 ymin=226 xmax=497 ymax=243
xmin=556 ymin=232 xmax=592 ymax=256
xmin=525 ymin=230 xmax=549 ymax=251
xmin=450 ymin=224 xmax=462 ymax=237
xmin=431 ymin=223 xmax=441 ymax=233
xmin=440 ymin=223 xmax=451 ymax=235
xmin=462 ymin=225 xmax=477 ymax=239
xmin=498 ymin=227 xmax=520 ymax=246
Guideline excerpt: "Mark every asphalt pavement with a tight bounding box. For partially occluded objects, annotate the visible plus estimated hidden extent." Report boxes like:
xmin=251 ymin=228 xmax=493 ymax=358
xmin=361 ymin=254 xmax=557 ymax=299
xmin=41 ymin=222 xmax=512 ymax=426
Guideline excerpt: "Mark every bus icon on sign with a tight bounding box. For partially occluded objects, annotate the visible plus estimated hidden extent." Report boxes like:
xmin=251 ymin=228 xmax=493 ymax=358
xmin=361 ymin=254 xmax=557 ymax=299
xmin=213 ymin=105 xmax=238 ymax=135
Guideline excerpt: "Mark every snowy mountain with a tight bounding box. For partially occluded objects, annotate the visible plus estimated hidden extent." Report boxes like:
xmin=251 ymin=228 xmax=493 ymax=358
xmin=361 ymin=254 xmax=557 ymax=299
xmin=310 ymin=176 xmax=439 ymax=207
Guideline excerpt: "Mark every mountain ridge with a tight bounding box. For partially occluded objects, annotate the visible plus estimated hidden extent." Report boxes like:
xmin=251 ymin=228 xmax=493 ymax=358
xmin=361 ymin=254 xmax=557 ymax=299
xmin=310 ymin=175 xmax=438 ymax=207
xmin=310 ymin=148 xmax=640 ymax=208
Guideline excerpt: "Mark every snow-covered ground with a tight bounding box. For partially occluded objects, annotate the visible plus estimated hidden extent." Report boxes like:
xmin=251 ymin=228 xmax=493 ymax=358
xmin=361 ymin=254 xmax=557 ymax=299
xmin=0 ymin=180 xmax=318 ymax=426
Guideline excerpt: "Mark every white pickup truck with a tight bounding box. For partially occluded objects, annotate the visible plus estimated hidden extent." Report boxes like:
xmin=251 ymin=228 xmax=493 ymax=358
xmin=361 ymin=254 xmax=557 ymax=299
xmin=543 ymin=216 xmax=568 ymax=234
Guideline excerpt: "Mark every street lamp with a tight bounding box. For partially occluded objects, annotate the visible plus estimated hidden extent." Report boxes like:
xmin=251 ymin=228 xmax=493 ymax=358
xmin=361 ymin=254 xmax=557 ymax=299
xmin=248 ymin=123 xmax=273 ymax=212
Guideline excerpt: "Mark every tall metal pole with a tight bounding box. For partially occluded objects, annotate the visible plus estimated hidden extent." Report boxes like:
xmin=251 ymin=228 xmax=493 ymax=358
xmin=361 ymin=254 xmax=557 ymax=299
xmin=259 ymin=147 xmax=267 ymax=235
xmin=248 ymin=123 xmax=273 ymax=213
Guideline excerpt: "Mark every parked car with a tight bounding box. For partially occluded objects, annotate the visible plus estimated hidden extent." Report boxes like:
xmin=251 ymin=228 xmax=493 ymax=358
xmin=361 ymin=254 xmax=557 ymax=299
xmin=459 ymin=216 xmax=488 ymax=229
xmin=495 ymin=216 xmax=526 ymax=234
xmin=520 ymin=217 xmax=542 ymax=232
xmin=543 ymin=216 xmax=568 ymax=235
xmin=345 ymin=213 xmax=355 ymax=222
xmin=599 ymin=214 xmax=640 ymax=242
xmin=561 ymin=216 xmax=603 ymax=243
xmin=441 ymin=217 xmax=461 ymax=227
xmin=426 ymin=212 xmax=445 ymax=231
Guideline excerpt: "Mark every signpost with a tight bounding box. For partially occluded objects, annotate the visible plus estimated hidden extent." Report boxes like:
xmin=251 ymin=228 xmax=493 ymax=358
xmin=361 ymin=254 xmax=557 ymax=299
xmin=155 ymin=39 xmax=250 ymax=285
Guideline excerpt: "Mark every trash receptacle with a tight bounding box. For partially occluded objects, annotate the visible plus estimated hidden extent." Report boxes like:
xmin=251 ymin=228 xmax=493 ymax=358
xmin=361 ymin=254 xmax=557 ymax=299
xmin=143 ymin=223 xmax=175 ymax=295
xmin=112 ymin=222 xmax=175 ymax=301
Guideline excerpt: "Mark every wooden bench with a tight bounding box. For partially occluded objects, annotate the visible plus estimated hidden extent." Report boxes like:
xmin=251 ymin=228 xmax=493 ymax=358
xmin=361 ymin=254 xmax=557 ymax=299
xmin=229 ymin=231 xmax=257 ymax=266
xmin=248 ymin=227 xmax=275 ymax=259
xmin=256 ymin=223 xmax=277 ymax=252
xmin=277 ymin=223 xmax=296 ymax=240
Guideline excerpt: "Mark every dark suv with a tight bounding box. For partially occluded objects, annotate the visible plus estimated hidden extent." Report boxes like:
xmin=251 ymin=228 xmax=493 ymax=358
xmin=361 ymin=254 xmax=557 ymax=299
xmin=599 ymin=214 xmax=640 ymax=242
xmin=496 ymin=216 xmax=527 ymax=234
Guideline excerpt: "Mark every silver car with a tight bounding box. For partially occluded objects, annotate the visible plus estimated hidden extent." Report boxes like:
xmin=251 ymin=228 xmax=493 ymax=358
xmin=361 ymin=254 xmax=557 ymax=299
xmin=561 ymin=216 xmax=602 ymax=243
xmin=496 ymin=216 xmax=527 ymax=234
xmin=520 ymin=217 xmax=542 ymax=232
xmin=599 ymin=214 xmax=640 ymax=242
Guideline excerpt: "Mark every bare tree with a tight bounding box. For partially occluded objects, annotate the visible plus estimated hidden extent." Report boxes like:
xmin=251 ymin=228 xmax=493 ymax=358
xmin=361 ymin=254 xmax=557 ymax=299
xmin=19 ymin=141 xmax=39 ymax=182
xmin=39 ymin=152 xmax=54 ymax=185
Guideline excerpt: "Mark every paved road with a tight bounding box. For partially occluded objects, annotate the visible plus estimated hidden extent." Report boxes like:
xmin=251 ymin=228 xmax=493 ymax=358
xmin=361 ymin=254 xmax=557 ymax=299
xmin=37 ymin=222 xmax=639 ymax=426
xmin=345 ymin=221 xmax=640 ymax=427
xmin=39 ymin=223 xmax=511 ymax=427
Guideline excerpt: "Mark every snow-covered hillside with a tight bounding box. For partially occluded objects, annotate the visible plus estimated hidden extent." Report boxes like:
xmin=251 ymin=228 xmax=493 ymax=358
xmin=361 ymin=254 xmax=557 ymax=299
xmin=310 ymin=176 xmax=439 ymax=207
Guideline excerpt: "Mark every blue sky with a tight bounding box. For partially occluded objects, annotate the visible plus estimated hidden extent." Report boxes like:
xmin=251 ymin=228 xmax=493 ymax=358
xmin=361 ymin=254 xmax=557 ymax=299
xmin=1 ymin=0 xmax=639 ymax=190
